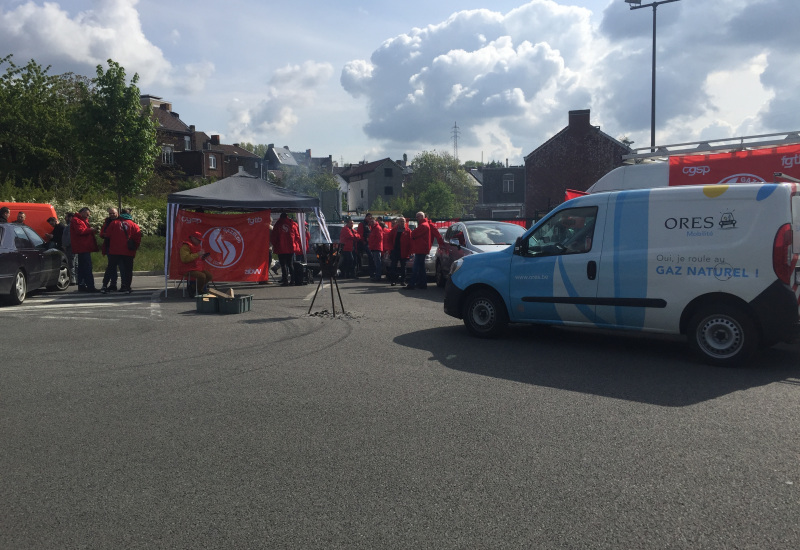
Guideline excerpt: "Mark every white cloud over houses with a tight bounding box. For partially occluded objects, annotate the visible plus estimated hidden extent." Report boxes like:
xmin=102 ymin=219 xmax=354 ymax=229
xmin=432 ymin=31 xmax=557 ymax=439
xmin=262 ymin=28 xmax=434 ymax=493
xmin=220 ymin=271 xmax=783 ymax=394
xmin=227 ymin=61 xmax=334 ymax=142
xmin=341 ymin=2 xmax=599 ymax=162
xmin=343 ymin=0 xmax=800 ymax=160
xmin=0 ymin=0 xmax=211 ymax=91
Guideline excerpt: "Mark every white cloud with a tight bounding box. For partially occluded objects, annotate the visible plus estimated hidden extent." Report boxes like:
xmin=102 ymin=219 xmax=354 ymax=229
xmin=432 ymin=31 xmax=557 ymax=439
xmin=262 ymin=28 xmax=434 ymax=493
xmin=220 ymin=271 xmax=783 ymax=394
xmin=228 ymin=61 xmax=334 ymax=141
xmin=0 ymin=0 xmax=211 ymax=91
xmin=341 ymin=1 xmax=595 ymax=158
xmin=343 ymin=0 xmax=800 ymax=161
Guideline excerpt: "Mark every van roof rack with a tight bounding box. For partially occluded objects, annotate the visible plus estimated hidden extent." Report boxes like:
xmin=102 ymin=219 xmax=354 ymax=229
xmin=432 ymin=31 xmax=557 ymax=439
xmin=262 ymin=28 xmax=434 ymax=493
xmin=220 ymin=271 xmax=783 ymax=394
xmin=623 ymin=131 xmax=800 ymax=162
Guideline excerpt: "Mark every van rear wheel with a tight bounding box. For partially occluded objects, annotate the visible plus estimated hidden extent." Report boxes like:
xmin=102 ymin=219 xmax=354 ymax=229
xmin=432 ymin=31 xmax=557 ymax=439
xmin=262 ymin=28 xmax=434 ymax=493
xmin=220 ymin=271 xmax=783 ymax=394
xmin=463 ymin=289 xmax=508 ymax=338
xmin=688 ymin=304 xmax=757 ymax=367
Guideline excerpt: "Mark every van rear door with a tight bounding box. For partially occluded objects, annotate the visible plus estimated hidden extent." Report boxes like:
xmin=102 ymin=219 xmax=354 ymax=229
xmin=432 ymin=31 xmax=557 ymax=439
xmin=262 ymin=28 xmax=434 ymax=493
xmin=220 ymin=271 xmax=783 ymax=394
xmin=508 ymin=201 xmax=606 ymax=325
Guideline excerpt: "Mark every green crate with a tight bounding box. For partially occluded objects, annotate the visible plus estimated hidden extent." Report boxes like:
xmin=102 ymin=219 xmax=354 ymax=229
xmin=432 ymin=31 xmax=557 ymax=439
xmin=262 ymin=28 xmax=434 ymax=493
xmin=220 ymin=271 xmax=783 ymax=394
xmin=218 ymin=294 xmax=252 ymax=314
xmin=195 ymin=295 xmax=219 ymax=313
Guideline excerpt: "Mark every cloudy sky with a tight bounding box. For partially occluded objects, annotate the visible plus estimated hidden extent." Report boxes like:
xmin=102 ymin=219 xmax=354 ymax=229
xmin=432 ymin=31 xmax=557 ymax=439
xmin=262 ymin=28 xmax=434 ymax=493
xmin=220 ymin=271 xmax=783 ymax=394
xmin=1 ymin=0 xmax=797 ymax=166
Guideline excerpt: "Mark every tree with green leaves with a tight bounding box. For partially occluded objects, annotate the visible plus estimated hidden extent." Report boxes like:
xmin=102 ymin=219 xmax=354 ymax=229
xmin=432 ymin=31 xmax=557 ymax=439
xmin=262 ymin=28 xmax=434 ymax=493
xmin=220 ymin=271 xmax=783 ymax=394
xmin=280 ymin=168 xmax=339 ymax=198
xmin=0 ymin=55 xmax=86 ymax=193
xmin=407 ymin=150 xmax=477 ymax=217
xmin=239 ymin=142 xmax=269 ymax=158
xmin=76 ymin=59 xmax=159 ymax=208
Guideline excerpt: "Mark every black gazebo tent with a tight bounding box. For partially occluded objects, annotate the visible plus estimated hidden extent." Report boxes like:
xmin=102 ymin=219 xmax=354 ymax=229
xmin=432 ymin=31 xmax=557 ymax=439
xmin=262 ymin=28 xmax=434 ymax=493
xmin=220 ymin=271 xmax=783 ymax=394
xmin=165 ymin=172 xmax=327 ymax=292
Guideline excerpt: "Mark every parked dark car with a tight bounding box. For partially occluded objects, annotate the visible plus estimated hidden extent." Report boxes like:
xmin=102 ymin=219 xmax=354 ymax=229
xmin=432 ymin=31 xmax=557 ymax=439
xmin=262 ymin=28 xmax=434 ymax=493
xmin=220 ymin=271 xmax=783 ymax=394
xmin=435 ymin=220 xmax=525 ymax=287
xmin=0 ymin=222 xmax=70 ymax=304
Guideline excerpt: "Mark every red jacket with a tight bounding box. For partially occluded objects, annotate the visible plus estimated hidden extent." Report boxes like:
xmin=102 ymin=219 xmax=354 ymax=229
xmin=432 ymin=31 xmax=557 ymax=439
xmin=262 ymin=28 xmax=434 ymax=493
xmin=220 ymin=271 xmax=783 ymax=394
xmin=410 ymin=219 xmax=432 ymax=255
xmin=340 ymin=225 xmax=357 ymax=252
xmin=70 ymin=215 xmax=98 ymax=254
xmin=367 ymin=223 xmax=384 ymax=252
xmin=271 ymin=217 xmax=300 ymax=254
xmin=387 ymin=226 xmax=412 ymax=259
xmin=180 ymin=240 xmax=204 ymax=272
xmin=105 ymin=218 xmax=142 ymax=257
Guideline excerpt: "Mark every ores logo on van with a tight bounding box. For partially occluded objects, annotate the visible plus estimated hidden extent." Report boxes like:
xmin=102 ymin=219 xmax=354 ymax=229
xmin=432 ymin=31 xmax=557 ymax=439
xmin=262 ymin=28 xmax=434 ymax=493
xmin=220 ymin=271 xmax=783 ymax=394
xmin=204 ymin=227 xmax=245 ymax=269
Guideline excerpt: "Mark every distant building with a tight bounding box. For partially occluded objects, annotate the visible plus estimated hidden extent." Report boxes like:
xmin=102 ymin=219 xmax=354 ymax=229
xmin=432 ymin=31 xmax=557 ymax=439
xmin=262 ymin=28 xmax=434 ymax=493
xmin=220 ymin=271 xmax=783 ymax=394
xmin=339 ymin=158 xmax=405 ymax=213
xmin=524 ymin=109 xmax=630 ymax=218
xmin=142 ymin=95 xmax=261 ymax=179
xmin=472 ymin=164 xmax=525 ymax=219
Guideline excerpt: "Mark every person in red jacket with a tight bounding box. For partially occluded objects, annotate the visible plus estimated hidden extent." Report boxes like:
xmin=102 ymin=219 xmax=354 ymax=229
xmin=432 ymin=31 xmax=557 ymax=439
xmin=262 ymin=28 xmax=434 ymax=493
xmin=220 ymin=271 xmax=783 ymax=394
xmin=339 ymin=217 xmax=358 ymax=278
xmin=180 ymin=231 xmax=213 ymax=295
xmin=406 ymin=211 xmax=434 ymax=290
xmin=70 ymin=207 xmax=100 ymax=292
xmin=367 ymin=215 xmax=384 ymax=281
xmin=103 ymin=209 xmax=142 ymax=294
xmin=386 ymin=217 xmax=412 ymax=286
xmin=270 ymin=213 xmax=300 ymax=286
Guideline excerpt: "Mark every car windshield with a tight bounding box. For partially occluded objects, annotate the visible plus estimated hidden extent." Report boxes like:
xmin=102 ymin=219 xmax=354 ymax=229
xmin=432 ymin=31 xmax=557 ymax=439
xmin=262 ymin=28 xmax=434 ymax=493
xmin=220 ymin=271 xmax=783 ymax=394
xmin=466 ymin=223 xmax=524 ymax=246
xmin=309 ymin=224 xmax=342 ymax=243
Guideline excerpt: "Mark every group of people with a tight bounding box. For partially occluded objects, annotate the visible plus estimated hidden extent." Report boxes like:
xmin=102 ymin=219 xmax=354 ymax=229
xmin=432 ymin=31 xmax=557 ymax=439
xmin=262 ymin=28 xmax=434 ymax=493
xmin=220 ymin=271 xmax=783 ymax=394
xmin=66 ymin=207 xmax=142 ymax=293
xmin=0 ymin=207 xmax=27 ymax=225
xmin=337 ymin=211 xmax=444 ymax=289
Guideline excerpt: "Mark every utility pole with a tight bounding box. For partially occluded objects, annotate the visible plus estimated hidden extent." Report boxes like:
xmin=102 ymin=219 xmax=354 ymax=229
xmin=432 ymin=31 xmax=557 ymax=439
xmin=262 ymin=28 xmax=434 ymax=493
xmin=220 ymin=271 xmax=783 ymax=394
xmin=451 ymin=122 xmax=460 ymax=163
xmin=625 ymin=0 xmax=681 ymax=151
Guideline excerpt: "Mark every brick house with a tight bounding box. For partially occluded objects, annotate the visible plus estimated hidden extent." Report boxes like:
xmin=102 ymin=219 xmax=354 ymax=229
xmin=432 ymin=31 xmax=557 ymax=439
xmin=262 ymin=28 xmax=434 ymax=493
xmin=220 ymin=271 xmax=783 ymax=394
xmin=524 ymin=109 xmax=630 ymax=218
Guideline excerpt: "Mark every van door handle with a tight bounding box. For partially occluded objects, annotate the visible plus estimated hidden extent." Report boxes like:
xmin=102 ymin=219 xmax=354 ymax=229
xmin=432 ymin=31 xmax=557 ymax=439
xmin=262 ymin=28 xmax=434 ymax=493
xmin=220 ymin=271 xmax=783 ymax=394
xmin=587 ymin=260 xmax=597 ymax=280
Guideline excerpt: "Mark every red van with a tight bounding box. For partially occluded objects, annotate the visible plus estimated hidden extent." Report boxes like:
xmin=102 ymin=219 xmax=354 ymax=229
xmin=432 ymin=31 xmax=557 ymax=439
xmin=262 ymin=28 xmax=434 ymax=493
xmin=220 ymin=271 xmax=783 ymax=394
xmin=0 ymin=202 xmax=59 ymax=239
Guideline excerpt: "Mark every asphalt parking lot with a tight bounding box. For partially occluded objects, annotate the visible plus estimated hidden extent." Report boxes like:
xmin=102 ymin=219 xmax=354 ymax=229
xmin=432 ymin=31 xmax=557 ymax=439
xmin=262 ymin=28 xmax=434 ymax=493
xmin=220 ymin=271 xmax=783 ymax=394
xmin=3 ymin=273 xmax=800 ymax=549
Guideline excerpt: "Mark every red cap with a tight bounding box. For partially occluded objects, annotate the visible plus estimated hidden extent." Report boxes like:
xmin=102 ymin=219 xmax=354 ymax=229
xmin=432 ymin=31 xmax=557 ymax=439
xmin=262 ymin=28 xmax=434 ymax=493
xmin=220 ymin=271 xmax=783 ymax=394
xmin=190 ymin=231 xmax=203 ymax=240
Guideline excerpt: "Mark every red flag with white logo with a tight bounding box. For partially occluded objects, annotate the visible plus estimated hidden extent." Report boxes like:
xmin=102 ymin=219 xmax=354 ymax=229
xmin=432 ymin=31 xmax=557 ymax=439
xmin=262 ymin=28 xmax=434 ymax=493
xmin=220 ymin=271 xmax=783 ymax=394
xmin=669 ymin=144 xmax=800 ymax=186
xmin=170 ymin=209 xmax=271 ymax=282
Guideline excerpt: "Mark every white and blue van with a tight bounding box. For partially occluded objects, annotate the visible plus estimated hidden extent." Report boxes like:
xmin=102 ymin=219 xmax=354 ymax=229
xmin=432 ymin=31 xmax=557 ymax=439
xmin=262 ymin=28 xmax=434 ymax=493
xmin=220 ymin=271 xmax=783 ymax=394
xmin=443 ymin=183 xmax=800 ymax=366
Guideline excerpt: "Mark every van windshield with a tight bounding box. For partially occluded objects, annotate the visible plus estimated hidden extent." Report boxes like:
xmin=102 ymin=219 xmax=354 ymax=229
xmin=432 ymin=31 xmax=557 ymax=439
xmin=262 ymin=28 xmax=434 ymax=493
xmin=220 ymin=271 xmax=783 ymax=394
xmin=527 ymin=206 xmax=598 ymax=256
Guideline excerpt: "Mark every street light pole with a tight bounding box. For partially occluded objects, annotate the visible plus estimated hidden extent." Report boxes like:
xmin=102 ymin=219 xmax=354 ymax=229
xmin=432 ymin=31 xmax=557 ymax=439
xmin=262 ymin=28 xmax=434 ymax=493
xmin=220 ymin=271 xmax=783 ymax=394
xmin=626 ymin=0 xmax=680 ymax=151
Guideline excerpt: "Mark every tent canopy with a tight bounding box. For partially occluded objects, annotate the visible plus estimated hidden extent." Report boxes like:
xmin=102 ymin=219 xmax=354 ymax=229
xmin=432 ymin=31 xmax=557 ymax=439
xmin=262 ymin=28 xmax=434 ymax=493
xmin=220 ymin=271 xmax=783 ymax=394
xmin=168 ymin=172 xmax=319 ymax=211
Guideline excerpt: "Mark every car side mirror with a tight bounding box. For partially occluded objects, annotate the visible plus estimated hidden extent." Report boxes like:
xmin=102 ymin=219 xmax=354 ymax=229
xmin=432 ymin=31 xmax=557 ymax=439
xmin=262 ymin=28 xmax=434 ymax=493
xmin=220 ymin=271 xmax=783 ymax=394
xmin=448 ymin=238 xmax=461 ymax=249
xmin=514 ymin=236 xmax=525 ymax=255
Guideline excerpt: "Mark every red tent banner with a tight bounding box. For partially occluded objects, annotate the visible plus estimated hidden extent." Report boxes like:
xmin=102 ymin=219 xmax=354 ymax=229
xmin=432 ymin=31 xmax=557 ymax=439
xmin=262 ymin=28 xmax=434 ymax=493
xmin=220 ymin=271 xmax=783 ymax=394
xmin=668 ymin=144 xmax=800 ymax=187
xmin=169 ymin=209 xmax=271 ymax=282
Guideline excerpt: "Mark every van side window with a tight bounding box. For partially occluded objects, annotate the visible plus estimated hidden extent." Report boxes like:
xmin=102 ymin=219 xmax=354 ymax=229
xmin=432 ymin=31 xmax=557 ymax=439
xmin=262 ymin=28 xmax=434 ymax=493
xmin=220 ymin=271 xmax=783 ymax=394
xmin=526 ymin=206 xmax=598 ymax=256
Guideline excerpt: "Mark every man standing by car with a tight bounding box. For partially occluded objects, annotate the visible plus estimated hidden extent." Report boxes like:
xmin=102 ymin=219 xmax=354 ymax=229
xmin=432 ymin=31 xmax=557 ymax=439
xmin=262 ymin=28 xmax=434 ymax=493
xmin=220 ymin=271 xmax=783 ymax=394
xmin=367 ymin=214 xmax=384 ymax=281
xmin=339 ymin=217 xmax=357 ymax=278
xmin=44 ymin=216 xmax=66 ymax=250
xmin=70 ymin=207 xmax=100 ymax=292
xmin=407 ymin=211 xmax=442 ymax=290
xmin=100 ymin=208 xmax=119 ymax=292
xmin=270 ymin=213 xmax=300 ymax=286
xmin=104 ymin=208 xmax=142 ymax=294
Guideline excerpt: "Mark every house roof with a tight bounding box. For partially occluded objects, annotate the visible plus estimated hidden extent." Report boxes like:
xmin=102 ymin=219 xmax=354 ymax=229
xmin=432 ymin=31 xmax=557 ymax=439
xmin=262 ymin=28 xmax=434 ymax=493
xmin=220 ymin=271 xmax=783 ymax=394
xmin=268 ymin=146 xmax=298 ymax=167
xmin=149 ymin=105 xmax=192 ymax=134
xmin=218 ymin=144 xmax=260 ymax=159
xmin=340 ymin=158 xmax=397 ymax=178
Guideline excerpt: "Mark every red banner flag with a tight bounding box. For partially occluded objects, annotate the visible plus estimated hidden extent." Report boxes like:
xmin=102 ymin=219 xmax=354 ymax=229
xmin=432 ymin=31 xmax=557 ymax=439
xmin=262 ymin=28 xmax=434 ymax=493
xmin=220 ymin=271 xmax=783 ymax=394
xmin=669 ymin=144 xmax=800 ymax=186
xmin=170 ymin=209 xmax=271 ymax=282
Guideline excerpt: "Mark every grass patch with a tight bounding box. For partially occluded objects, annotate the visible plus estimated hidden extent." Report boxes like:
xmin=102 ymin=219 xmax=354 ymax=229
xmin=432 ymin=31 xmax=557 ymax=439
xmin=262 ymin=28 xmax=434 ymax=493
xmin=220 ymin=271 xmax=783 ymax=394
xmin=91 ymin=235 xmax=166 ymax=273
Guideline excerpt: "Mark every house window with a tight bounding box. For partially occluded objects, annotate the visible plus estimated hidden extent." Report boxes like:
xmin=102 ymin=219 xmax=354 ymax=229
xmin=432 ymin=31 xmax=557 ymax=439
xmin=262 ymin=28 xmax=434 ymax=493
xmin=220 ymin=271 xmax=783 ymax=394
xmin=384 ymin=168 xmax=393 ymax=177
xmin=360 ymin=190 xmax=364 ymax=198
xmin=384 ymin=186 xmax=394 ymax=196
xmin=503 ymin=174 xmax=514 ymax=193
xmin=161 ymin=146 xmax=173 ymax=165
xmin=209 ymin=155 xmax=217 ymax=169
xmin=184 ymin=136 xmax=191 ymax=151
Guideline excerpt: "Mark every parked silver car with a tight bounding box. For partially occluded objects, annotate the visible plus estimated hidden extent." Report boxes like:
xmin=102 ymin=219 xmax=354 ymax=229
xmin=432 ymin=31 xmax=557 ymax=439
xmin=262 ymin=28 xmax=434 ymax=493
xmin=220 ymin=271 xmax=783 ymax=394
xmin=435 ymin=220 xmax=525 ymax=287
